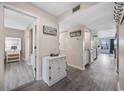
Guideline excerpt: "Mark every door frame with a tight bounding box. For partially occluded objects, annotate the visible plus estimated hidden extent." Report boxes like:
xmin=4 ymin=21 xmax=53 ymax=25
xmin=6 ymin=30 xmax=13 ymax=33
xmin=0 ymin=4 xmax=5 ymax=91
xmin=2 ymin=3 xmax=39 ymax=90
xmin=28 ymin=22 xmax=37 ymax=79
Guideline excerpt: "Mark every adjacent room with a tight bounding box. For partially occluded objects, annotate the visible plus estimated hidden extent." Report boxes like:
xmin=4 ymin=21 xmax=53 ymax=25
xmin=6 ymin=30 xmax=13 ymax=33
xmin=97 ymin=29 xmax=116 ymax=55
xmin=4 ymin=8 xmax=37 ymax=90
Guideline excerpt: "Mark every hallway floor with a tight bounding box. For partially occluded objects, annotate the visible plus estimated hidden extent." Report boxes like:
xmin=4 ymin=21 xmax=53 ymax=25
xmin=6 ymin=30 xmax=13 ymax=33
xmin=4 ymin=61 xmax=34 ymax=90
xmin=13 ymin=54 xmax=118 ymax=91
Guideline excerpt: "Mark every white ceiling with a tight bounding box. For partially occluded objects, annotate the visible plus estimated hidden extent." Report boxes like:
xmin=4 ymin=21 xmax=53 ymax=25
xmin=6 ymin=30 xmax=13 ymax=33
xmin=4 ymin=2 xmax=116 ymax=32
xmin=59 ymin=2 xmax=116 ymax=32
xmin=33 ymin=2 xmax=80 ymax=17
xmin=4 ymin=8 xmax=36 ymax=30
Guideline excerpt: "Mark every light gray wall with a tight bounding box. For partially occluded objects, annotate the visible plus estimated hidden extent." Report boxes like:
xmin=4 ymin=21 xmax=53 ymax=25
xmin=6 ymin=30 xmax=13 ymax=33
xmin=119 ymin=20 xmax=124 ymax=90
xmin=60 ymin=25 xmax=93 ymax=70
xmin=4 ymin=27 xmax=25 ymax=59
xmin=97 ymin=29 xmax=116 ymax=38
xmin=84 ymin=30 xmax=91 ymax=49
xmin=64 ymin=25 xmax=85 ymax=70
xmin=0 ymin=4 xmax=4 ymax=91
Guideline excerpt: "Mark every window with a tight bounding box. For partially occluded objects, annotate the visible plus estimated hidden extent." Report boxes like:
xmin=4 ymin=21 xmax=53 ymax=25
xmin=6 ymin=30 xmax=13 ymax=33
xmin=101 ymin=41 xmax=109 ymax=50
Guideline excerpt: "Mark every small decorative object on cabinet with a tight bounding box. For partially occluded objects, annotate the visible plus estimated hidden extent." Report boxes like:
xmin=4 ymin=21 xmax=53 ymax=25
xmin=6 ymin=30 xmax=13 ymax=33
xmin=42 ymin=55 xmax=67 ymax=86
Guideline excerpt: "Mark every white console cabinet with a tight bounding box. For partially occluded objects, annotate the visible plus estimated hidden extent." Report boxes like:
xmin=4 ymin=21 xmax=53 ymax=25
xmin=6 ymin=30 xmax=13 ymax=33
xmin=42 ymin=55 xmax=67 ymax=86
xmin=6 ymin=51 xmax=20 ymax=63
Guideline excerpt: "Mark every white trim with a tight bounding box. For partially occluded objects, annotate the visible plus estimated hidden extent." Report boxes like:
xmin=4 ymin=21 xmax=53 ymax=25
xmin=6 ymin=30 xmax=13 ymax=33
xmin=67 ymin=63 xmax=85 ymax=71
xmin=3 ymin=3 xmax=37 ymax=19
xmin=0 ymin=4 xmax=5 ymax=91
xmin=118 ymin=82 xmax=120 ymax=91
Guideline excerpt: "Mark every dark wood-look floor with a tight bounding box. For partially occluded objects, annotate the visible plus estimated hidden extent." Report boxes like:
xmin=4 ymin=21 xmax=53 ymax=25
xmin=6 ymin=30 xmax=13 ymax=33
xmin=4 ymin=61 xmax=34 ymax=91
xmin=13 ymin=54 xmax=118 ymax=91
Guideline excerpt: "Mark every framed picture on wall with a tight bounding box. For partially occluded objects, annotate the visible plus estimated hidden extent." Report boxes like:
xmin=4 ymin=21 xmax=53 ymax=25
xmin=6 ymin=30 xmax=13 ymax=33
xmin=70 ymin=30 xmax=81 ymax=37
xmin=43 ymin=25 xmax=57 ymax=36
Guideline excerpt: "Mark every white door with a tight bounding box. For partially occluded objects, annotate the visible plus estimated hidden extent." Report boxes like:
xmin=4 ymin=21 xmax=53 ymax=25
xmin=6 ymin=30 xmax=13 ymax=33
xmin=84 ymin=31 xmax=91 ymax=50
xmin=59 ymin=32 xmax=68 ymax=55
xmin=30 ymin=23 xmax=37 ymax=78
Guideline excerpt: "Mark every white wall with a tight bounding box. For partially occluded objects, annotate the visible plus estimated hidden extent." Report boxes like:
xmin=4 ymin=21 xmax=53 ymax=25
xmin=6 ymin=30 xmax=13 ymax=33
xmin=119 ymin=20 xmax=124 ymax=90
xmin=59 ymin=25 xmax=93 ymax=70
xmin=4 ymin=27 xmax=25 ymax=59
xmin=59 ymin=31 xmax=68 ymax=55
xmin=0 ymin=3 xmax=59 ymax=89
xmin=60 ymin=25 xmax=85 ymax=70
xmin=84 ymin=30 xmax=91 ymax=49
xmin=0 ymin=4 xmax=4 ymax=91
xmin=58 ymin=2 xmax=98 ymax=23
xmin=97 ymin=29 xmax=116 ymax=38
xmin=24 ymin=29 xmax=30 ymax=64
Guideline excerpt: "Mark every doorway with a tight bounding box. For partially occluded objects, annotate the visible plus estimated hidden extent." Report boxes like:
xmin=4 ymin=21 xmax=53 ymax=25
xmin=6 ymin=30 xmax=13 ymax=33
xmin=4 ymin=7 xmax=37 ymax=90
xmin=98 ymin=38 xmax=115 ymax=54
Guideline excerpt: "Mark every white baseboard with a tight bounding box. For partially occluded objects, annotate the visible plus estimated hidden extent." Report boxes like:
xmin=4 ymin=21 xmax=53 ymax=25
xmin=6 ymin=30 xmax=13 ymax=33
xmin=67 ymin=63 xmax=85 ymax=71
xmin=26 ymin=62 xmax=32 ymax=66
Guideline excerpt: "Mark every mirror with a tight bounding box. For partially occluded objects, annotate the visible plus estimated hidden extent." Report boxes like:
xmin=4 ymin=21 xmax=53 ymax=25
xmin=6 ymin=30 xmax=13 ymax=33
xmin=5 ymin=37 xmax=21 ymax=51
